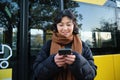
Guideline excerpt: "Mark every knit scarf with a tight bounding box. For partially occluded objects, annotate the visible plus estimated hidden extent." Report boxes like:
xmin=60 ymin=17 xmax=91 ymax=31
xmin=50 ymin=33 xmax=82 ymax=80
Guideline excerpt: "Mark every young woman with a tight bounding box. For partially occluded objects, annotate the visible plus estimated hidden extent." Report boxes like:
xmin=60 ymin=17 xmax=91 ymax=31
xmin=33 ymin=9 xmax=97 ymax=80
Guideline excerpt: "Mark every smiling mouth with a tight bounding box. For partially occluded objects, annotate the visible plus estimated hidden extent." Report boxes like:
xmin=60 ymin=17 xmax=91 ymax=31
xmin=63 ymin=33 xmax=68 ymax=35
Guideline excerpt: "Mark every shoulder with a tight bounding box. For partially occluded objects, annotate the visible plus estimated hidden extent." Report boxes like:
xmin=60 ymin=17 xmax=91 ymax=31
xmin=81 ymin=41 xmax=92 ymax=55
xmin=82 ymin=41 xmax=89 ymax=49
xmin=42 ymin=40 xmax=52 ymax=50
xmin=38 ymin=40 xmax=52 ymax=56
xmin=45 ymin=40 xmax=52 ymax=46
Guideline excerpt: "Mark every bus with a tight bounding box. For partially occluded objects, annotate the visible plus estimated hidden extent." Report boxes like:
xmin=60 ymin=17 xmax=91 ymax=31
xmin=0 ymin=0 xmax=120 ymax=80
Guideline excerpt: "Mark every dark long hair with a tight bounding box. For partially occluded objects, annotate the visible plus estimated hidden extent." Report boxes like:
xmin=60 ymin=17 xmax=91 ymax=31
xmin=51 ymin=9 xmax=79 ymax=34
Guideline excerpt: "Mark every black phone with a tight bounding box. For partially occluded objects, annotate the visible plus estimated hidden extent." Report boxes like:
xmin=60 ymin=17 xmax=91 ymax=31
xmin=58 ymin=48 xmax=72 ymax=55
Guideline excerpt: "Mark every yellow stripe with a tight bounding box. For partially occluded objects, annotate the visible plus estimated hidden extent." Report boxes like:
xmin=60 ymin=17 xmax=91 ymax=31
xmin=0 ymin=68 xmax=12 ymax=79
xmin=73 ymin=0 xmax=107 ymax=5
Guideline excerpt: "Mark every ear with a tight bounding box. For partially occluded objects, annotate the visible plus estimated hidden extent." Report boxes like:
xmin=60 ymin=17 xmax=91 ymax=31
xmin=73 ymin=26 xmax=79 ymax=34
xmin=53 ymin=26 xmax=58 ymax=32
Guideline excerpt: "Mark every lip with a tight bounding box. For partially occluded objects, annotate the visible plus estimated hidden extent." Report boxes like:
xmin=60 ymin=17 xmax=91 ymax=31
xmin=62 ymin=32 xmax=68 ymax=35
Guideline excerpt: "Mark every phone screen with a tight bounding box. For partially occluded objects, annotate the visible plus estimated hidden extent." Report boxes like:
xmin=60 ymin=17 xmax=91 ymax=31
xmin=58 ymin=48 xmax=72 ymax=55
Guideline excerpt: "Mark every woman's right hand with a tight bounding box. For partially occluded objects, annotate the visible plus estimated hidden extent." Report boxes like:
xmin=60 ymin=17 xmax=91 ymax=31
xmin=54 ymin=54 xmax=66 ymax=67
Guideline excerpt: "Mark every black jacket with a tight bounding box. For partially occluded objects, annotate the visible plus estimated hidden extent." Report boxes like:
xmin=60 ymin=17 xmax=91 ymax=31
xmin=33 ymin=40 xmax=97 ymax=80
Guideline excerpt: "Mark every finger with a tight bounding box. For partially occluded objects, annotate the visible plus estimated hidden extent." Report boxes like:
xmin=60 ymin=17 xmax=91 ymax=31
xmin=55 ymin=58 xmax=65 ymax=62
xmin=65 ymin=60 xmax=73 ymax=65
xmin=65 ymin=58 xmax=75 ymax=62
xmin=66 ymin=55 xmax=75 ymax=58
xmin=56 ymin=61 xmax=66 ymax=67
xmin=65 ymin=56 xmax=75 ymax=64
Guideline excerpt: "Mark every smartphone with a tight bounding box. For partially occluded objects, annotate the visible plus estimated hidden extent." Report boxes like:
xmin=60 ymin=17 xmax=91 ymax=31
xmin=58 ymin=48 xmax=72 ymax=55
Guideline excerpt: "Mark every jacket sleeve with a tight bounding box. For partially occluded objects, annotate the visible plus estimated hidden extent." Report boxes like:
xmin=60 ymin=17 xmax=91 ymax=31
xmin=33 ymin=40 xmax=62 ymax=80
xmin=68 ymin=42 xmax=97 ymax=80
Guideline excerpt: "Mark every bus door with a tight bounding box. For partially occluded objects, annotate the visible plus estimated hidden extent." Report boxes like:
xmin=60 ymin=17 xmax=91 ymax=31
xmin=0 ymin=0 xmax=19 ymax=80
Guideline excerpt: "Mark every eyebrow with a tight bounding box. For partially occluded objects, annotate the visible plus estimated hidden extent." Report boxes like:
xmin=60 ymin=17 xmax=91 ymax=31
xmin=59 ymin=21 xmax=73 ymax=24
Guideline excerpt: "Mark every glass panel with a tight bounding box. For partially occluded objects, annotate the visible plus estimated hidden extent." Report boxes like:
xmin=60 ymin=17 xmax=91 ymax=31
xmin=65 ymin=1 xmax=120 ymax=54
xmin=0 ymin=0 xmax=19 ymax=80
xmin=30 ymin=29 xmax=43 ymax=53
xmin=29 ymin=0 xmax=59 ymax=79
xmin=29 ymin=0 xmax=59 ymax=54
xmin=116 ymin=8 xmax=120 ymax=47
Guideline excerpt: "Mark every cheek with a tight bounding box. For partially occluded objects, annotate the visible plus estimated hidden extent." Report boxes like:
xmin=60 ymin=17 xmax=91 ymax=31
xmin=70 ymin=27 xmax=74 ymax=32
xmin=57 ymin=27 xmax=62 ymax=32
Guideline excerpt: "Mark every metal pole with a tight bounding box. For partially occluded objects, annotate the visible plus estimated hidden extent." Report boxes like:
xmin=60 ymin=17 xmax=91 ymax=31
xmin=60 ymin=0 xmax=64 ymax=10
xmin=18 ymin=0 xmax=29 ymax=80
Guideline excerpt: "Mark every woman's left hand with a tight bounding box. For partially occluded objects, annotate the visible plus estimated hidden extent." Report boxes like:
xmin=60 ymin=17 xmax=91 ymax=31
xmin=64 ymin=54 xmax=76 ymax=65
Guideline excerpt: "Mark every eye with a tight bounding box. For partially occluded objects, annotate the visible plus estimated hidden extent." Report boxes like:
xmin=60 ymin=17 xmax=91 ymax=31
xmin=59 ymin=25 xmax=63 ymax=27
xmin=57 ymin=23 xmax=64 ymax=27
xmin=67 ymin=23 xmax=73 ymax=26
xmin=67 ymin=24 xmax=71 ymax=26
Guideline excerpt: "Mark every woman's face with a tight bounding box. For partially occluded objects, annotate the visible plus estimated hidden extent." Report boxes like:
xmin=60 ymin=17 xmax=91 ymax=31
xmin=57 ymin=16 xmax=74 ymax=38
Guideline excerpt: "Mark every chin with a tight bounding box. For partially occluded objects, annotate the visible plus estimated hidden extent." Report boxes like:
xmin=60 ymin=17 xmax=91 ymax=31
xmin=64 ymin=35 xmax=69 ymax=38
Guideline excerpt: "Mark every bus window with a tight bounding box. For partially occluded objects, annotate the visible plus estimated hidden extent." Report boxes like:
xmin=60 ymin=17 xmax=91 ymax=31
xmin=64 ymin=0 xmax=120 ymax=55
xmin=29 ymin=0 xmax=59 ymax=55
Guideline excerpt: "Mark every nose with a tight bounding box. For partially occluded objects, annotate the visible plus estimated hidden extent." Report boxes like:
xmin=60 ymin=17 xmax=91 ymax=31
xmin=63 ymin=25 xmax=68 ymax=30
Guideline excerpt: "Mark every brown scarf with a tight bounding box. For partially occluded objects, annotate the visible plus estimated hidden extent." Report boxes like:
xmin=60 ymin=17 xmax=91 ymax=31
xmin=50 ymin=33 xmax=82 ymax=80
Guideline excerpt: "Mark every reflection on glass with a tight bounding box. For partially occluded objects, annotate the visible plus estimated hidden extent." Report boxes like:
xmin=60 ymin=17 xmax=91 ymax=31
xmin=12 ymin=28 xmax=17 ymax=49
xmin=30 ymin=29 xmax=43 ymax=49
xmin=74 ymin=2 xmax=116 ymax=31
xmin=29 ymin=0 xmax=59 ymax=56
xmin=116 ymin=9 xmax=120 ymax=30
xmin=95 ymin=32 xmax=115 ymax=48
xmin=67 ymin=1 xmax=118 ymax=49
xmin=81 ymin=31 xmax=116 ymax=48
xmin=0 ymin=28 xmax=3 ymax=43
xmin=81 ymin=31 xmax=94 ymax=48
